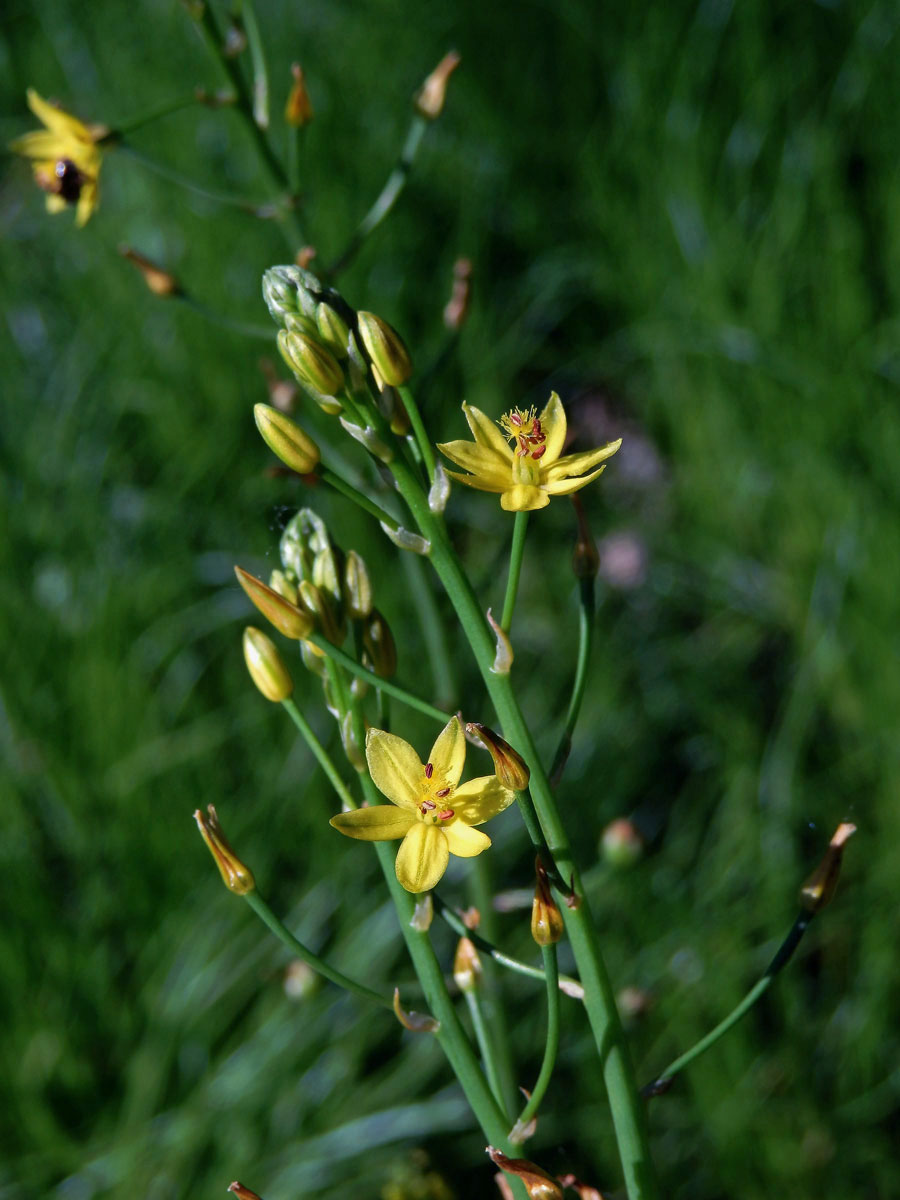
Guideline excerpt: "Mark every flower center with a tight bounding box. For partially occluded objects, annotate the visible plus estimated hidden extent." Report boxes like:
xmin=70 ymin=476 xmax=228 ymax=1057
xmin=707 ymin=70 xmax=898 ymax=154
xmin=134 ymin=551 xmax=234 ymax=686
xmin=499 ymin=407 xmax=547 ymax=461
xmin=418 ymin=762 xmax=456 ymax=825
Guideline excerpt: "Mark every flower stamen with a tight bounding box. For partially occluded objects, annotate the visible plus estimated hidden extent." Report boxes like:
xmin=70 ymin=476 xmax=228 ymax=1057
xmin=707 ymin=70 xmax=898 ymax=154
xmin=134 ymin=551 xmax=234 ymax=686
xmin=424 ymin=762 xmax=434 ymax=779
xmin=435 ymin=786 xmax=451 ymax=798
xmin=437 ymin=809 xmax=455 ymax=821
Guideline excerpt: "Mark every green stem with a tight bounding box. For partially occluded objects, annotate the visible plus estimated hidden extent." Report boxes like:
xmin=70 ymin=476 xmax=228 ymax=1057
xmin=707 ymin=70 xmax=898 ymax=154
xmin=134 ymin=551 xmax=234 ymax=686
xmin=178 ymin=295 xmax=276 ymax=340
xmin=307 ymin=633 xmax=451 ymax=724
xmin=117 ymin=142 xmax=270 ymax=210
xmin=644 ymin=912 xmax=813 ymax=1095
xmin=387 ymin=456 xmax=658 ymax=1200
xmin=397 ymin=385 xmax=437 ymax=484
xmin=501 ymin=511 xmax=529 ymax=632
xmin=468 ymin=856 xmax=517 ymax=1119
xmin=243 ymin=890 xmax=391 ymax=1008
xmin=326 ymin=115 xmax=428 ymax=277
xmin=514 ymin=944 xmax=560 ymax=1131
xmin=105 ymin=93 xmax=201 ymax=139
xmin=464 ymin=989 xmax=511 ymax=1122
xmin=281 ymin=697 xmax=357 ymax=811
xmin=550 ymin=576 xmax=594 ymax=784
xmin=319 ymin=465 xmax=401 ymax=528
xmin=241 ymin=0 xmax=270 ymax=130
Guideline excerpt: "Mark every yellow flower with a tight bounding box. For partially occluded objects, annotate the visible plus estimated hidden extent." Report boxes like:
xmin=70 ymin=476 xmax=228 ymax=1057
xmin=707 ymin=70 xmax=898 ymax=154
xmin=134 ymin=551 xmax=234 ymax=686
xmin=10 ymin=89 xmax=105 ymax=227
xmin=330 ymin=716 xmax=515 ymax=893
xmin=437 ymin=392 xmax=622 ymax=512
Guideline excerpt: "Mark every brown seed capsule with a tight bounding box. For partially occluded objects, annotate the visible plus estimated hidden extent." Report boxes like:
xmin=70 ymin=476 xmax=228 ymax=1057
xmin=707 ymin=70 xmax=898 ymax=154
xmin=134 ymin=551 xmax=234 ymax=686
xmin=800 ymin=822 xmax=856 ymax=914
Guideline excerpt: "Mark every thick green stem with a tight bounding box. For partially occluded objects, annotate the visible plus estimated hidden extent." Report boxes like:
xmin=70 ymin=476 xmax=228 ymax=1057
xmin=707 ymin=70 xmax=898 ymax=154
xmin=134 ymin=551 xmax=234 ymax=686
xmin=387 ymin=456 xmax=658 ymax=1200
xmin=307 ymin=633 xmax=451 ymax=724
xmin=243 ymin=891 xmax=391 ymax=1009
xmin=514 ymin=944 xmax=560 ymax=1132
xmin=501 ymin=511 xmax=529 ymax=632
xmin=281 ymin=697 xmax=357 ymax=811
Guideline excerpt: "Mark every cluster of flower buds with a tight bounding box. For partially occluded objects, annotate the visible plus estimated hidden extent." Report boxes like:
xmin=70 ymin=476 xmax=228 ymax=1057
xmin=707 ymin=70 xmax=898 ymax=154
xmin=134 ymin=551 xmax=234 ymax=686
xmin=261 ymin=265 xmax=412 ymax=436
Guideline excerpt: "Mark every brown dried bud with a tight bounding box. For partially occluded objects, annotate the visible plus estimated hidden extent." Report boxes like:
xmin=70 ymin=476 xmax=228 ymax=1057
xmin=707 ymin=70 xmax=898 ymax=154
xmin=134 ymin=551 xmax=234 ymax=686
xmin=453 ymin=936 xmax=482 ymax=993
xmin=393 ymin=988 xmax=440 ymax=1033
xmin=415 ymin=50 xmax=462 ymax=120
xmin=531 ymin=858 xmax=564 ymax=946
xmin=194 ymin=805 xmax=255 ymax=895
xmin=284 ymin=62 xmax=313 ymax=127
xmin=234 ymin=566 xmax=314 ymax=640
xmin=486 ymin=1148 xmax=564 ymax=1200
xmin=465 ymin=722 xmax=530 ymax=791
xmin=800 ymin=822 xmax=856 ymax=914
xmin=119 ymin=246 xmax=181 ymax=297
xmin=228 ymin=1185 xmax=263 ymax=1200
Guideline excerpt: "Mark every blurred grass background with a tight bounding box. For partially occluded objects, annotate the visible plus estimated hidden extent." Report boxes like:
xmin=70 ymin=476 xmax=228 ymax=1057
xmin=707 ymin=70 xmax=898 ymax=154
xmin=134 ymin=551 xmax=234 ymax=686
xmin=2 ymin=0 xmax=899 ymax=1196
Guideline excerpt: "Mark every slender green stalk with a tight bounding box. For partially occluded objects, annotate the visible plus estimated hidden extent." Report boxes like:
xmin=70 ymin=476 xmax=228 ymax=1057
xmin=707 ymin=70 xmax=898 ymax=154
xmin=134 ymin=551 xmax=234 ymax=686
xmin=514 ymin=944 xmax=560 ymax=1131
xmin=550 ymin=576 xmax=595 ymax=783
xmin=319 ymin=465 xmax=401 ymax=528
xmin=433 ymin=895 xmax=583 ymax=996
xmin=243 ymin=890 xmax=392 ymax=1009
xmin=241 ymin=0 xmax=270 ymax=130
xmin=464 ymin=989 xmax=511 ymax=1123
xmin=306 ymin=633 xmax=451 ymax=724
xmin=469 ymin=856 xmax=518 ymax=1119
xmin=104 ymin=93 xmax=201 ymax=140
xmin=117 ymin=143 xmax=270 ymax=210
xmin=397 ymin=385 xmax=437 ymax=484
xmin=501 ymin=511 xmax=529 ymax=632
xmin=281 ymin=697 xmax=357 ymax=811
xmin=326 ymin=116 xmax=428 ymax=277
xmin=178 ymin=295 xmax=276 ymax=340
xmin=644 ymin=912 xmax=812 ymax=1095
xmin=386 ymin=453 xmax=658 ymax=1200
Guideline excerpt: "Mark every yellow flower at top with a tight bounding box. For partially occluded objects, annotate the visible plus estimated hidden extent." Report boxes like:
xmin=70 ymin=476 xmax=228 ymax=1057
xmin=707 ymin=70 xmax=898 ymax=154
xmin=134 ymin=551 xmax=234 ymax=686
xmin=10 ymin=89 xmax=105 ymax=227
xmin=330 ymin=717 xmax=516 ymax=893
xmin=437 ymin=392 xmax=622 ymax=512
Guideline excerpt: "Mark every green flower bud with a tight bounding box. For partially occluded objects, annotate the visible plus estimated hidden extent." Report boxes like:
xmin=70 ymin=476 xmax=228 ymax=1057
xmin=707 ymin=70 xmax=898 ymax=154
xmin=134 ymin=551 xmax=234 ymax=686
xmin=312 ymin=543 xmax=344 ymax=611
xmin=283 ymin=310 xmax=319 ymax=338
xmin=300 ymin=637 xmax=327 ymax=678
xmin=315 ymin=301 xmax=351 ymax=359
xmin=278 ymin=329 xmax=344 ymax=397
xmin=356 ymin=311 xmax=413 ymax=387
xmin=343 ymin=550 xmax=373 ymax=620
xmin=254 ymin=404 xmax=320 ymax=475
xmin=298 ymin=579 xmax=344 ymax=645
xmin=362 ymin=607 xmax=397 ymax=678
xmin=268 ymin=569 xmax=299 ymax=606
xmin=340 ymin=710 xmax=366 ymax=772
xmin=262 ymin=264 xmax=326 ymax=325
xmin=243 ymin=626 xmax=293 ymax=702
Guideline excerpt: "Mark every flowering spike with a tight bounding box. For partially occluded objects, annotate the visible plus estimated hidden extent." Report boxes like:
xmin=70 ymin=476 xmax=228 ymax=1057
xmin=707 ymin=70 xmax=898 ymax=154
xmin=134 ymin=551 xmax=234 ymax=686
xmin=379 ymin=521 xmax=430 ymax=555
xmin=414 ymin=50 xmax=462 ymax=120
xmin=531 ymin=858 xmax=564 ymax=946
xmin=466 ymin=722 xmax=530 ymax=791
xmin=356 ymin=312 xmax=412 ymax=387
xmin=486 ymin=608 xmax=514 ymax=674
xmin=254 ymin=403 xmax=320 ymax=475
xmin=194 ymin=805 xmax=255 ymax=895
xmin=800 ymin=822 xmax=856 ymax=914
xmin=243 ymin=626 xmax=293 ymax=702
xmin=284 ymin=62 xmax=313 ymax=127
xmin=393 ymin=988 xmax=440 ymax=1033
xmin=234 ymin=566 xmax=314 ymax=640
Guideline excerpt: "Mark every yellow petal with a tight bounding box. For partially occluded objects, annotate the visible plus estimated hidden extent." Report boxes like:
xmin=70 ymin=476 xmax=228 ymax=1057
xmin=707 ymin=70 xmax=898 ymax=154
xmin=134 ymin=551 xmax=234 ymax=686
xmin=543 ymin=439 xmax=621 ymax=483
xmin=501 ymin=485 xmax=549 ymax=511
xmin=365 ymin=729 xmax=423 ymax=810
xmin=428 ymin=716 xmax=466 ymax=788
xmin=395 ymin=823 xmax=449 ymax=892
xmin=26 ymin=88 xmax=91 ymax=142
xmin=437 ymin=439 xmax=510 ymax=484
xmin=44 ymin=193 xmax=67 ymax=214
xmin=538 ymin=392 xmax=567 ymax=462
xmin=9 ymin=130 xmax=74 ymax=159
xmin=75 ymin=180 xmax=98 ymax=226
xmin=462 ymin=402 xmax=512 ymax=455
xmin=452 ymin=776 xmax=516 ymax=825
xmin=330 ymin=807 xmax=416 ymax=841
xmin=542 ymin=465 xmax=607 ymax=496
xmin=444 ymin=469 xmax=507 ymax=494
xmin=443 ymin=820 xmax=491 ymax=858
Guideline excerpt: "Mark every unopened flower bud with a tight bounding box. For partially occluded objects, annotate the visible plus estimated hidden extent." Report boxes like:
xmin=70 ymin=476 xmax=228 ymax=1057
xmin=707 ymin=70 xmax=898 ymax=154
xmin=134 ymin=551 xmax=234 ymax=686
xmin=340 ymin=710 xmax=366 ymax=772
xmin=356 ymin=311 xmax=412 ymax=387
xmin=194 ymin=805 xmax=255 ymax=895
xmin=465 ymin=722 xmax=530 ymax=791
xmin=414 ymin=50 xmax=462 ymax=120
xmin=228 ymin=1185 xmax=263 ymax=1200
xmin=262 ymin=265 xmax=303 ymax=322
xmin=243 ymin=626 xmax=293 ymax=702
xmin=315 ymin=301 xmax=350 ymax=359
xmin=340 ymin=418 xmax=394 ymax=464
xmin=531 ymin=858 xmax=564 ymax=946
xmin=453 ymin=936 xmax=482 ymax=992
xmin=312 ymin=543 xmax=344 ymax=610
xmin=362 ymin=607 xmax=397 ymax=678
xmin=600 ymin=818 xmax=644 ymax=869
xmin=410 ymin=894 xmax=433 ymax=931
xmin=119 ymin=245 xmax=181 ymax=297
xmin=268 ymin=569 xmax=299 ymax=605
xmin=284 ymin=62 xmax=313 ymax=126
xmin=278 ymin=329 xmax=344 ymax=397
xmin=393 ymin=987 xmax=440 ymax=1033
xmin=486 ymin=1148 xmax=564 ymax=1200
xmin=343 ymin=550 xmax=373 ymax=620
xmin=298 ymin=579 xmax=344 ymax=645
xmin=282 ymin=310 xmax=319 ymax=338
xmin=235 ymin=565 xmax=314 ymax=640
xmin=300 ymin=637 xmax=327 ymax=676
xmin=800 ymin=822 xmax=856 ymax=914
xmin=254 ymin=403 xmax=320 ymax=475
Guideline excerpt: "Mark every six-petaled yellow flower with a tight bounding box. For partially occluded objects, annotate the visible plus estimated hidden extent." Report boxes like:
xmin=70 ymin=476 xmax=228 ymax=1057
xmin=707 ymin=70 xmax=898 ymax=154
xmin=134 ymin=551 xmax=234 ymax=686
xmin=437 ymin=392 xmax=621 ymax=512
xmin=10 ymin=89 xmax=105 ymax=227
xmin=330 ymin=717 xmax=516 ymax=893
